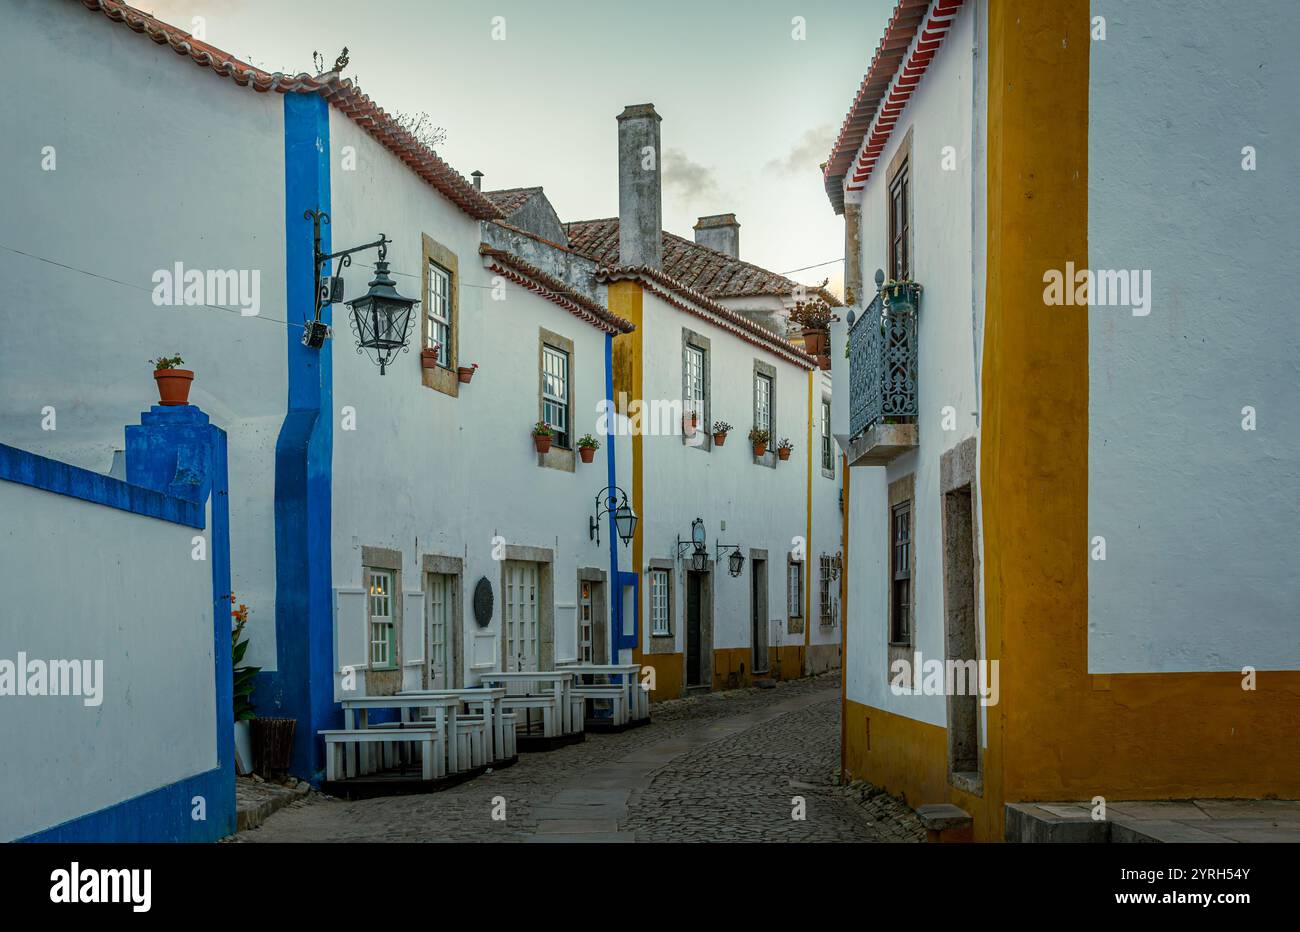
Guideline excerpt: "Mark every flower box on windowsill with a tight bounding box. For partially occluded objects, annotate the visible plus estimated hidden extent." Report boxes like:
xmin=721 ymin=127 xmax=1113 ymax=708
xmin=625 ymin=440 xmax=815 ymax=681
xmin=420 ymin=348 xmax=441 ymax=369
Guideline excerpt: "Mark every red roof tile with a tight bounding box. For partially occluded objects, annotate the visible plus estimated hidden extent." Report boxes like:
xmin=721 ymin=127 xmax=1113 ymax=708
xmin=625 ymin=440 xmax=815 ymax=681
xmin=79 ymin=0 xmax=503 ymax=221
xmin=479 ymin=246 xmax=634 ymax=335
xmin=483 ymin=187 xmax=545 ymax=217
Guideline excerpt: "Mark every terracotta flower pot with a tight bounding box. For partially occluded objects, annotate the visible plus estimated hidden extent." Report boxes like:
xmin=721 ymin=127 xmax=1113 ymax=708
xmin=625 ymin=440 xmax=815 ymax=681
xmin=420 ymin=348 xmax=440 ymax=369
xmin=817 ymin=354 xmax=832 ymax=372
xmin=579 ymin=446 xmax=596 ymax=463
xmin=752 ymin=442 xmax=767 ymax=457
xmin=457 ymin=366 xmax=475 ymax=383
xmin=533 ymin=434 xmax=552 ymax=454
xmin=713 ymin=432 xmax=727 ymax=447
xmin=802 ymin=328 xmax=828 ymax=356
xmin=778 ymin=447 xmax=792 ymax=461
xmin=154 ymin=368 xmax=194 ymax=406
xmin=683 ymin=413 xmax=699 ymax=436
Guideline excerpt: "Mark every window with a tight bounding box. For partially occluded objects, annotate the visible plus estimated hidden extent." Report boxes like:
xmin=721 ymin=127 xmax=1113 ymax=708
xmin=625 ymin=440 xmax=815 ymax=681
xmin=427 ymin=261 xmax=451 ymax=366
xmin=890 ymin=502 xmax=912 ymax=643
xmin=787 ymin=560 xmax=803 ymax=617
xmin=821 ymin=400 xmax=834 ymax=473
xmin=683 ymin=345 xmax=705 ymax=422
xmin=579 ymin=582 xmax=594 ymax=663
xmin=650 ymin=569 xmax=671 ymax=636
xmin=888 ymin=160 xmax=910 ymax=281
xmin=755 ymin=373 xmax=773 ymax=434
xmin=367 ymin=569 xmax=395 ymax=667
xmin=542 ymin=344 xmax=570 ymax=448
xmin=820 ymin=554 xmax=835 ymax=627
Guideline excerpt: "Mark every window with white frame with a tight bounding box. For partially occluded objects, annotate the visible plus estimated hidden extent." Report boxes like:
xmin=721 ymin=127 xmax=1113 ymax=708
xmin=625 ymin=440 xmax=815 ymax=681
xmin=787 ymin=560 xmax=803 ymax=617
xmin=427 ymin=261 xmax=451 ymax=366
xmin=650 ymin=569 xmax=671 ymax=636
xmin=819 ymin=554 xmax=835 ymax=626
xmin=368 ymin=569 xmax=395 ymax=667
xmin=755 ymin=373 xmax=773 ymax=434
xmin=542 ymin=344 xmax=570 ymax=448
xmin=821 ymin=400 xmax=834 ymax=473
xmin=683 ymin=345 xmax=705 ymax=422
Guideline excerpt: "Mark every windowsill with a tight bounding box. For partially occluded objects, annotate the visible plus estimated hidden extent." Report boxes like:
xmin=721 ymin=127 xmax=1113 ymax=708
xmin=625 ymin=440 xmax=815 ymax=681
xmin=421 ymin=360 xmax=459 ymax=397
xmin=538 ymin=444 xmax=575 ymax=473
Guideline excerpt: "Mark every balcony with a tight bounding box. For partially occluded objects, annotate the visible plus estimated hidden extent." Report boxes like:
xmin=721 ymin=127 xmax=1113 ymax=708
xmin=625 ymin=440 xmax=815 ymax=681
xmin=845 ymin=271 xmax=920 ymax=466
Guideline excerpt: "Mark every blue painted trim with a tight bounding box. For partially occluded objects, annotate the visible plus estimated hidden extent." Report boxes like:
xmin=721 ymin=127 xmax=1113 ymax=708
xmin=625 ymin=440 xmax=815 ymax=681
xmin=0 ymin=442 xmax=202 ymax=527
xmin=18 ymin=765 xmax=234 ymax=843
xmin=603 ymin=332 xmax=624 ymax=656
xmin=258 ymin=92 xmax=338 ymax=782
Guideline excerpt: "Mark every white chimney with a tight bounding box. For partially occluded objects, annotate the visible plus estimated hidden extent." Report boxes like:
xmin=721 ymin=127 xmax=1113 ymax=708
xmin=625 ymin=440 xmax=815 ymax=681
xmin=617 ymin=104 xmax=662 ymax=269
xmin=694 ymin=214 xmax=740 ymax=258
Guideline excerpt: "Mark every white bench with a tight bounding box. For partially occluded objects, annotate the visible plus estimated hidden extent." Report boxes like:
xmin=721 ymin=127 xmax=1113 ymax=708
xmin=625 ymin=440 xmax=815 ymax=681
xmin=571 ymin=683 xmax=629 ymax=726
xmin=321 ymin=727 xmax=443 ymax=782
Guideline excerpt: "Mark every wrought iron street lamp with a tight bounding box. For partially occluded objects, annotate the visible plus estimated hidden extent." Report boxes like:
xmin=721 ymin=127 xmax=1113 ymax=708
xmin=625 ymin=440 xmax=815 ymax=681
xmin=716 ymin=542 xmax=746 ymax=577
xmin=676 ymin=518 xmax=709 ymax=571
xmin=590 ymin=486 xmax=637 ymax=547
xmin=303 ymin=208 xmax=420 ymax=375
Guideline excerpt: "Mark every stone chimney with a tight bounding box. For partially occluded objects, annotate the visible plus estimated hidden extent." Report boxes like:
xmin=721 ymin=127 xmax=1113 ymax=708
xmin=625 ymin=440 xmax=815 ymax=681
xmin=693 ymin=214 xmax=740 ymax=258
xmin=617 ymin=104 xmax=662 ymax=269
xmin=471 ymin=170 xmax=483 ymax=192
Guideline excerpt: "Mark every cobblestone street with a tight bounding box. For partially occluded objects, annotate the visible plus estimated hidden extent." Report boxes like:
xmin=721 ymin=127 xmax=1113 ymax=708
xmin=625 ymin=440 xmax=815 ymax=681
xmin=237 ymin=675 xmax=922 ymax=843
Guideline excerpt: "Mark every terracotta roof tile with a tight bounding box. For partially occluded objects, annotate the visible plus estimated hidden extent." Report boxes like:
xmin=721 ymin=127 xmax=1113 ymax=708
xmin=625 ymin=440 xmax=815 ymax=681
xmin=483 ymin=187 xmax=544 ymax=216
xmin=478 ymin=246 xmax=634 ymax=335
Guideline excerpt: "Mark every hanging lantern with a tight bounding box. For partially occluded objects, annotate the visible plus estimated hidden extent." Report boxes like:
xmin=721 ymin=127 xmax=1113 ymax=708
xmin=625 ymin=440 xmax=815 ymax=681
xmin=346 ymin=244 xmax=420 ymax=375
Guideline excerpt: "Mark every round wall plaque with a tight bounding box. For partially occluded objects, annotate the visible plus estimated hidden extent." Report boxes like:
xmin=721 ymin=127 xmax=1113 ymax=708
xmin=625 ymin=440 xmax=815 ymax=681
xmin=472 ymin=576 xmax=493 ymax=628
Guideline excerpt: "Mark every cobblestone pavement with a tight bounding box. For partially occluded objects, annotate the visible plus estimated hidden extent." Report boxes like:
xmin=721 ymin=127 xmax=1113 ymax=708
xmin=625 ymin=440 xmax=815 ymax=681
xmin=236 ymin=674 xmax=922 ymax=843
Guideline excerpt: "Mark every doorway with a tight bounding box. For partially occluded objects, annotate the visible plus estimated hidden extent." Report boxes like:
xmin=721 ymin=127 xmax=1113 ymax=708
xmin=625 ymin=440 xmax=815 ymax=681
xmin=943 ymin=483 xmax=981 ymax=789
xmin=504 ymin=560 xmax=541 ymax=672
xmin=751 ymin=557 xmax=769 ymax=674
xmin=686 ymin=571 xmax=704 ymax=686
xmin=426 ymin=571 xmax=456 ymax=689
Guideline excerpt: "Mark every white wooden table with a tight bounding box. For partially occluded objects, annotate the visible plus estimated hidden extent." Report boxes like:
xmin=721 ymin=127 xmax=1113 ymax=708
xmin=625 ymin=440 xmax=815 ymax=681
xmin=339 ymin=694 xmax=463 ymax=775
xmin=479 ymin=671 xmax=577 ymax=737
xmin=557 ymin=662 xmax=647 ymax=721
xmin=398 ymin=687 xmax=508 ymax=762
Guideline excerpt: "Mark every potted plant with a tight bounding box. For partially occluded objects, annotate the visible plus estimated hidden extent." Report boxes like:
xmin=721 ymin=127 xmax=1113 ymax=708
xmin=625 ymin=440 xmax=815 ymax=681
xmin=712 ymin=420 xmax=733 ymax=447
xmin=458 ymin=362 xmax=478 ymax=383
xmin=817 ymin=354 xmax=832 ymax=372
xmin=230 ymin=595 xmax=261 ymax=776
xmin=150 ymin=354 xmax=193 ymax=406
xmin=532 ymin=421 xmax=554 ymax=454
xmin=882 ymin=279 xmax=923 ymax=313
xmin=420 ymin=343 xmax=441 ymax=369
xmin=748 ymin=427 xmax=770 ymax=457
xmin=577 ymin=433 xmax=600 ymax=463
xmin=776 ymin=438 xmax=794 ymax=461
xmin=790 ymin=298 xmax=839 ymax=357
xmin=682 ymin=409 xmax=700 ymax=437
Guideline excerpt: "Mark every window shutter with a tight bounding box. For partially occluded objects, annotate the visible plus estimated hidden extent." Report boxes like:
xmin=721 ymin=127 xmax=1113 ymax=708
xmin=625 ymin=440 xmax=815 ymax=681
xmin=333 ymin=588 xmax=368 ymax=700
xmin=402 ymin=590 xmax=426 ymax=691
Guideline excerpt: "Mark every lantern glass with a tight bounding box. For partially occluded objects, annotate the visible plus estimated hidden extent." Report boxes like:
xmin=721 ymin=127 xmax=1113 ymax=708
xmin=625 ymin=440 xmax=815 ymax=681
xmin=347 ymin=258 xmax=419 ymax=375
xmin=614 ymin=503 xmax=637 ymax=545
xmin=728 ymin=549 xmax=745 ymax=577
xmin=691 ymin=548 xmax=708 ymax=572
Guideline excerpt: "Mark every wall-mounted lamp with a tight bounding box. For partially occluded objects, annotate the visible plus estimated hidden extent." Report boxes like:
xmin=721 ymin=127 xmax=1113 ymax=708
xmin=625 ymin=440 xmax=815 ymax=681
xmin=676 ymin=518 xmax=708 ymax=572
xmin=303 ymin=208 xmax=420 ymax=375
xmin=715 ymin=543 xmax=746 ymax=577
xmin=590 ymin=486 xmax=637 ymax=547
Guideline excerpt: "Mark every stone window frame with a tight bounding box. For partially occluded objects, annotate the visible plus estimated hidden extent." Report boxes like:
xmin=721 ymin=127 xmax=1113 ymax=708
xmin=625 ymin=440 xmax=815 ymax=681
xmin=537 ymin=327 xmax=576 ymax=472
xmin=886 ymin=472 xmax=916 ymax=687
xmin=752 ymin=359 xmax=777 ymax=468
xmin=940 ymin=436 xmax=983 ymax=796
xmin=820 ymin=394 xmax=835 ymax=479
xmin=421 ymin=233 xmax=460 ymax=397
xmin=646 ymin=559 xmax=677 ymax=653
xmin=786 ymin=553 xmax=805 ymax=636
xmin=681 ymin=327 xmax=712 ymax=451
xmin=361 ymin=545 xmax=403 ymax=672
xmin=422 ymin=553 xmax=464 ymax=689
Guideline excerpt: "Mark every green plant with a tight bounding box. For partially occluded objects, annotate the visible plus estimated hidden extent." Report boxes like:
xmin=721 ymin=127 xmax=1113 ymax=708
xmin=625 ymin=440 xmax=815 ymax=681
xmin=748 ymin=427 xmax=770 ymax=445
xmin=790 ymin=298 xmax=839 ymax=330
xmin=776 ymin=438 xmax=794 ymax=453
xmin=712 ymin=421 xmax=733 ymax=435
xmin=230 ymin=597 xmax=260 ymax=722
xmin=150 ymin=354 xmax=185 ymax=371
xmin=577 ymin=433 xmax=600 ymax=450
xmin=531 ymin=421 xmax=553 ymax=438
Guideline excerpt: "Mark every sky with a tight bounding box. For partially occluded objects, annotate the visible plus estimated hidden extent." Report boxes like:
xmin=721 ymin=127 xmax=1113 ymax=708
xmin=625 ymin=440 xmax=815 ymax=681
xmin=141 ymin=0 xmax=897 ymax=296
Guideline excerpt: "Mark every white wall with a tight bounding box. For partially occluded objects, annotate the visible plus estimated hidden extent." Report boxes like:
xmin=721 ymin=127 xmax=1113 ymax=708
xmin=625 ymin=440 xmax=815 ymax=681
xmin=1087 ymin=0 xmax=1300 ymax=672
xmin=0 ymin=482 xmax=215 ymax=841
xmin=0 ymin=1 xmax=286 ymax=671
xmin=842 ymin=0 xmax=984 ymax=725
xmin=638 ymin=290 xmax=814 ymax=662
xmin=809 ymin=369 xmax=844 ymax=652
xmin=327 ymin=111 xmax=625 ymax=685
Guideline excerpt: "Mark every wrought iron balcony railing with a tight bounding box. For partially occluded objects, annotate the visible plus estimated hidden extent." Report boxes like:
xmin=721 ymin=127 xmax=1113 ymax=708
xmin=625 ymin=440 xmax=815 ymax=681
xmin=847 ymin=271 xmax=920 ymax=438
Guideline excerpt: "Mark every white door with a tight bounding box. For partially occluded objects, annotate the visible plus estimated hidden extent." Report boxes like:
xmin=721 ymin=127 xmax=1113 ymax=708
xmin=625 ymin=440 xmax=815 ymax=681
xmin=427 ymin=573 xmax=453 ymax=689
xmin=505 ymin=562 xmax=540 ymax=672
xmin=579 ymin=581 xmax=594 ymax=663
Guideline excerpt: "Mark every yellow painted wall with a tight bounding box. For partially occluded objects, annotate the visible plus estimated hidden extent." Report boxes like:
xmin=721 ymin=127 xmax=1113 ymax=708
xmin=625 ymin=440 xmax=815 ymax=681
xmin=983 ymin=0 xmax=1300 ymax=833
xmin=640 ymin=652 xmax=685 ymax=700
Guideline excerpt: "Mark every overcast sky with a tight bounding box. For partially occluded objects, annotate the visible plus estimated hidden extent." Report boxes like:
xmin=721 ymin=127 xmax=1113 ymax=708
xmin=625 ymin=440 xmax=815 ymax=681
xmin=142 ymin=0 xmax=895 ymax=296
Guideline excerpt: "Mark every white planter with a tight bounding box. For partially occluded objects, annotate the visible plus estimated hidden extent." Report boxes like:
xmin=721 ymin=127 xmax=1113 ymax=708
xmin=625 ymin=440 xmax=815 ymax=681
xmin=233 ymin=720 xmax=253 ymax=775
